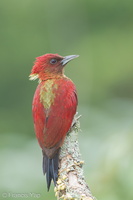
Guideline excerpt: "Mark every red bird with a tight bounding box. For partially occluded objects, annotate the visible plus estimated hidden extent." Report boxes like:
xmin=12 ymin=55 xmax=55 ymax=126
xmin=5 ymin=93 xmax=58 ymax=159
xmin=29 ymin=53 xmax=78 ymax=190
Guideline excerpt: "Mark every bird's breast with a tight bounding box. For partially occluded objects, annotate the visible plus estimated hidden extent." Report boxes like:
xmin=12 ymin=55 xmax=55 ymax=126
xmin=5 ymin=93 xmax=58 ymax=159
xmin=40 ymin=79 xmax=58 ymax=109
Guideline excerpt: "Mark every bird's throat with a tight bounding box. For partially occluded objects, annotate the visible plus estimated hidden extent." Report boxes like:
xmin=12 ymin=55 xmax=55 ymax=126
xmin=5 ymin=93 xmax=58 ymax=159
xmin=40 ymin=80 xmax=58 ymax=109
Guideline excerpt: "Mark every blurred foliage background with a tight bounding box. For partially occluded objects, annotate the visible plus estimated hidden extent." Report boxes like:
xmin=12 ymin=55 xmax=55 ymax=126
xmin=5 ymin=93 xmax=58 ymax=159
xmin=0 ymin=0 xmax=133 ymax=200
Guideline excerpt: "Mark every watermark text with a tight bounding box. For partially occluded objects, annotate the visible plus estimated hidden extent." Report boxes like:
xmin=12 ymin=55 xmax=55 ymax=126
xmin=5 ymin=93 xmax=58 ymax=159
xmin=2 ymin=192 xmax=41 ymax=198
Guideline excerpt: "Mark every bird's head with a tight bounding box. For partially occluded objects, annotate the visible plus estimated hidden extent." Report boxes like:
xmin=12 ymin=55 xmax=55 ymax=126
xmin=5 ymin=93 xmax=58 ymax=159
xmin=29 ymin=53 xmax=79 ymax=81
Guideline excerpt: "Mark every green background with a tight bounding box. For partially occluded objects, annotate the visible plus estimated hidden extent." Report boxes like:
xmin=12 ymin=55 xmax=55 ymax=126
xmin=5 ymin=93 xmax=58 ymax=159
xmin=0 ymin=0 xmax=133 ymax=199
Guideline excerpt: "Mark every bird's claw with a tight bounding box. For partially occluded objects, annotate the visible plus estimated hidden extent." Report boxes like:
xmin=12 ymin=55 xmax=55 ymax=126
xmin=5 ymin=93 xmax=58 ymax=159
xmin=71 ymin=112 xmax=81 ymax=128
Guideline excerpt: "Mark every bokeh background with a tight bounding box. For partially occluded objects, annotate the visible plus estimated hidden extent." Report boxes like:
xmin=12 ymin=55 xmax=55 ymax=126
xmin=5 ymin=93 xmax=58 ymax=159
xmin=0 ymin=0 xmax=133 ymax=200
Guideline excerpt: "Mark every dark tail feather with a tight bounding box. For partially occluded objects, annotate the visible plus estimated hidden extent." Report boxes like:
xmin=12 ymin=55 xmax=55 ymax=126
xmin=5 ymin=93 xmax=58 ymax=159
xmin=43 ymin=152 xmax=59 ymax=191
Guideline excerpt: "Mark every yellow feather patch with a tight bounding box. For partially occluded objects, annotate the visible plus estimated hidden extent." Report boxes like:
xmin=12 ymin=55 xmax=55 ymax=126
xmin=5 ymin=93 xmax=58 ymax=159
xmin=40 ymin=80 xmax=58 ymax=109
xmin=29 ymin=73 xmax=39 ymax=81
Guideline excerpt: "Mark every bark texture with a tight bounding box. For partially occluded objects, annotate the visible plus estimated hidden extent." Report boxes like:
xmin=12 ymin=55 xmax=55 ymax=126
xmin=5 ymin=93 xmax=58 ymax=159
xmin=54 ymin=116 xmax=95 ymax=200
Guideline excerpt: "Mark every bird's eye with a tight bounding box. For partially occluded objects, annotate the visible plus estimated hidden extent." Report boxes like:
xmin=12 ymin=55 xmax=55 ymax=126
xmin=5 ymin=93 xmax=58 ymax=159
xmin=50 ymin=59 xmax=57 ymax=64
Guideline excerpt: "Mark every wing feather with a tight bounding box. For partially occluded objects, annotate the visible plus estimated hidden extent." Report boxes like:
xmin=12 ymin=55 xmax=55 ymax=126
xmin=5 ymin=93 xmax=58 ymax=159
xmin=32 ymin=78 xmax=77 ymax=156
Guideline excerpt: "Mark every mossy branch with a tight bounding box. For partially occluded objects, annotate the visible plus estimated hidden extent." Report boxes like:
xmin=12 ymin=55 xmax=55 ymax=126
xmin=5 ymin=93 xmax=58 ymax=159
xmin=54 ymin=115 xmax=95 ymax=200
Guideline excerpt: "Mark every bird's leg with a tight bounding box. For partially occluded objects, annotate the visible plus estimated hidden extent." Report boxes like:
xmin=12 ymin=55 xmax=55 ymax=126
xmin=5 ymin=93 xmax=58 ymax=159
xmin=71 ymin=112 xmax=81 ymax=128
xmin=67 ymin=112 xmax=81 ymax=134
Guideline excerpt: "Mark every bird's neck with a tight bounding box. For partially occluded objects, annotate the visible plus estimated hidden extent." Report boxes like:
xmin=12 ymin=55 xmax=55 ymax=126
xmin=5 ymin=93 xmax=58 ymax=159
xmin=39 ymin=72 xmax=66 ymax=82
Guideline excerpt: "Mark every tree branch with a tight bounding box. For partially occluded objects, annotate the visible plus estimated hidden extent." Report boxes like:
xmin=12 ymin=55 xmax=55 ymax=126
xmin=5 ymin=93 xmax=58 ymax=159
xmin=54 ymin=116 xmax=95 ymax=200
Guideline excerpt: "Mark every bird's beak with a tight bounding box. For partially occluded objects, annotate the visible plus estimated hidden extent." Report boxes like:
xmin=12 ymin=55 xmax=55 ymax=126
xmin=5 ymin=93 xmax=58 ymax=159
xmin=61 ymin=55 xmax=79 ymax=66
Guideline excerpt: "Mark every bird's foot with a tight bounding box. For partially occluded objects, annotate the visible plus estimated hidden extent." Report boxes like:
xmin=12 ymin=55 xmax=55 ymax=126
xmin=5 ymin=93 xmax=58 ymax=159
xmin=71 ymin=112 xmax=81 ymax=128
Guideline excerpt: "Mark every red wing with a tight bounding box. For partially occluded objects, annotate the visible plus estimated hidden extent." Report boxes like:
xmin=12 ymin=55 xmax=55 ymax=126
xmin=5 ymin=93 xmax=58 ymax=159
xmin=32 ymin=79 xmax=77 ymax=150
xmin=44 ymin=90 xmax=77 ymax=148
